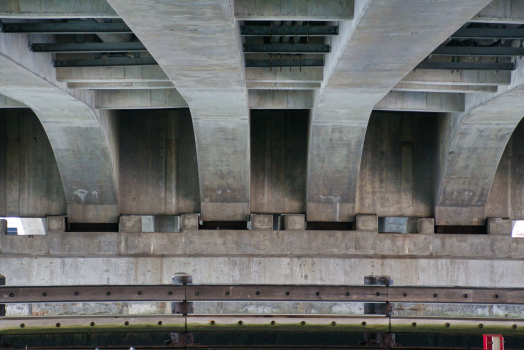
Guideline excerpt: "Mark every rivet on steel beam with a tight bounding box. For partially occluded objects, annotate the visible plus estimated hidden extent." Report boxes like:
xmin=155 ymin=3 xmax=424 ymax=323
xmin=107 ymin=292 xmax=111 ymax=296
xmin=90 ymin=322 xmax=95 ymax=327
xmin=402 ymin=293 xmax=407 ymax=297
xmin=445 ymin=323 xmax=450 ymax=327
xmin=9 ymin=293 xmax=14 ymax=297
xmin=158 ymin=321 xmax=162 ymax=326
xmin=56 ymin=323 xmax=61 ymax=328
xmin=75 ymin=292 xmax=79 ymax=296
xmin=495 ymin=294 xmax=499 ymax=298
xmin=376 ymin=292 xmax=380 ymax=296
xmin=168 ymin=291 xmax=172 ymax=295
xmin=346 ymin=292 xmax=350 ymax=296
xmin=331 ymin=321 xmax=336 ymax=326
xmin=286 ymin=291 xmax=290 ymax=295
xmin=211 ymin=320 xmax=215 ymax=325
xmin=316 ymin=292 xmax=320 ymax=296
xmin=412 ymin=322 xmax=417 ymax=327
xmin=433 ymin=294 xmax=437 ymax=298
xmin=125 ymin=321 xmax=129 ymax=326
xmin=463 ymin=294 xmax=468 ymax=298
xmin=362 ymin=322 xmax=367 ymax=326
xmin=225 ymin=292 xmax=230 ymax=295
xmin=513 ymin=324 xmax=517 ymax=329
xmin=43 ymin=293 xmax=47 ymax=296
xmin=271 ymin=321 xmax=275 ymax=325
xmin=20 ymin=324 xmax=25 ymax=328
xmin=195 ymin=292 xmax=199 ymax=296
xmin=301 ymin=321 xmax=306 ymax=325
xmin=138 ymin=291 xmax=142 ymax=295
xmin=256 ymin=291 xmax=260 ymax=295
xmin=238 ymin=321 xmax=243 ymax=325
xmin=478 ymin=324 xmax=483 ymax=328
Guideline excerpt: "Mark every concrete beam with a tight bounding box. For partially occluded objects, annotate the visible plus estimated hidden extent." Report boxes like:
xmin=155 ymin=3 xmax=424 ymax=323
xmin=0 ymin=33 xmax=119 ymax=223
xmin=56 ymin=66 xmax=169 ymax=83
xmin=68 ymin=82 xmax=175 ymax=90
xmin=246 ymin=67 xmax=323 ymax=83
xmin=0 ymin=0 xmax=118 ymax=18
xmin=374 ymin=91 xmax=465 ymax=113
xmin=402 ymin=69 xmax=511 ymax=86
xmin=234 ymin=0 xmax=354 ymax=21
xmin=471 ymin=0 xmax=524 ymax=24
xmin=247 ymin=82 xmax=321 ymax=90
xmin=392 ymin=82 xmax=498 ymax=94
xmin=95 ymin=89 xmax=187 ymax=109
xmin=248 ymin=90 xmax=313 ymax=109
xmin=1 ymin=230 xmax=524 ymax=287
xmin=306 ymin=0 xmax=492 ymax=222
xmin=435 ymin=57 xmax=524 ymax=226
xmin=0 ymin=94 xmax=27 ymax=108
xmin=106 ymin=0 xmax=251 ymax=221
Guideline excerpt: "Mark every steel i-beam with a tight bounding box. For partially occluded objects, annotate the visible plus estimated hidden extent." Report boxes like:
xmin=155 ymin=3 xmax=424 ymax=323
xmin=30 ymin=42 xmax=147 ymax=53
xmin=1 ymin=22 xmax=131 ymax=34
xmin=240 ymin=25 xmax=339 ymax=36
xmin=243 ymin=44 xmax=331 ymax=54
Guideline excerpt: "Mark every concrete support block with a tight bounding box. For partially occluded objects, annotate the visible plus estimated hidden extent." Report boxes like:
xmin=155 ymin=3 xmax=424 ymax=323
xmin=418 ymin=218 xmax=435 ymax=234
xmin=250 ymin=214 xmax=273 ymax=230
xmin=155 ymin=216 xmax=180 ymax=233
xmin=356 ymin=215 xmax=378 ymax=232
xmin=282 ymin=214 xmax=306 ymax=230
xmin=0 ymin=219 xmax=7 ymax=235
xmin=487 ymin=218 xmax=514 ymax=235
xmin=119 ymin=215 xmax=155 ymax=233
xmin=47 ymin=216 xmax=66 ymax=232
xmin=181 ymin=214 xmax=200 ymax=231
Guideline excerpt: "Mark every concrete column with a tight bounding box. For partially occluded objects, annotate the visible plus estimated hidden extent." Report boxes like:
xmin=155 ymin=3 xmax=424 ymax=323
xmin=435 ymin=58 xmax=524 ymax=226
xmin=0 ymin=32 xmax=119 ymax=223
xmin=306 ymin=0 xmax=492 ymax=222
xmin=105 ymin=0 xmax=251 ymax=222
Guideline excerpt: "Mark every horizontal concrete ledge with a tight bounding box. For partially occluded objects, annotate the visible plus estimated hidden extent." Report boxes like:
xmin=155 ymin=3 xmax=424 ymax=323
xmin=0 ymin=0 xmax=118 ymax=18
xmin=68 ymin=82 xmax=175 ymax=89
xmin=374 ymin=91 xmax=465 ymax=113
xmin=248 ymin=90 xmax=314 ymax=109
xmin=402 ymin=69 xmax=511 ymax=86
xmin=56 ymin=66 xmax=170 ymax=83
xmin=471 ymin=0 xmax=524 ymax=24
xmin=95 ymin=89 xmax=188 ymax=109
xmin=392 ymin=82 xmax=498 ymax=94
xmin=234 ymin=0 xmax=354 ymax=21
xmin=0 ymin=94 xmax=28 ymax=108
xmin=1 ymin=230 xmax=522 ymax=259
xmin=1 ymin=314 xmax=523 ymax=335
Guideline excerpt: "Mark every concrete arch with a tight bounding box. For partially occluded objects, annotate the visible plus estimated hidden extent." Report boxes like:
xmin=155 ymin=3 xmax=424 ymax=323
xmin=435 ymin=61 xmax=524 ymax=225
xmin=0 ymin=33 xmax=119 ymax=223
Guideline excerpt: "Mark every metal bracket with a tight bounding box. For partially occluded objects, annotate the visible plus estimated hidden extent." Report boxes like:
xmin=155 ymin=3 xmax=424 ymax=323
xmin=361 ymin=275 xmax=395 ymax=347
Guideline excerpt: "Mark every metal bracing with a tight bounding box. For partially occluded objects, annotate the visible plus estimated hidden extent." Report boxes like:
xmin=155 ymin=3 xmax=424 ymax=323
xmin=0 ymin=21 xmax=132 ymax=34
xmin=54 ymin=57 xmax=157 ymax=67
xmin=415 ymin=61 xmax=515 ymax=70
xmin=245 ymin=59 xmax=324 ymax=68
xmin=432 ymin=45 xmax=524 ymax=57
xmin=30 ymin=42 xmax=147 ymax=53
xmin=450 ymin=27 xmax=524 ymax=40
xmin=2 ymin=284 xmax=524 ymax=304
xmin=243 ymin=44 xmax=331 ymax=54
xmin=240 ymin=25 xmax=339 ymax=36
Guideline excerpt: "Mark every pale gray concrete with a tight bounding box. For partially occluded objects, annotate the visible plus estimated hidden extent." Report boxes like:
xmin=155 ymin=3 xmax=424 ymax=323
xmin=250 ymin=214 xmax=273 ymax=230
xmin=374 ymin=92 xmax=465 ymax=113
xmin=95 ymin=89 xmax=187 ymax=109
xmin=68 ymin=82 xmax=175 ymax=90
xmin=56 ymin=66 xmax=169 ymax=83
xmin=282 ymin=214 xmax=306 ymax=230
xmin=471 ymin=0 xmax=524 ymax=24
xmin=246 ymin=67 xmax=323 ymax=83
xmin=392 ymin=83 xmax=498 ymax=94
xmin=435 ymin=57 xmax=524 ymax=226
xmin=234 ymin=0 xmax=354 ymax=20
xmin=106 ymin=0 xmax=251 ymax=221
xmin=0 ymin=0 xmax=118 ymax=18
xmin=306 ymin=0 xmax=492 ymax=222
xmin=401 ymin=69 xmax=511 ymax=86
xmin=0 ymin=33 xmax=119 ymax=223
xmin=247 ymin=82 xmax=321 ymax=90
xmin=0 ymin=94 xmax=27 ymax=108
xmin=248 ymin=90 xmax=314 ymax=109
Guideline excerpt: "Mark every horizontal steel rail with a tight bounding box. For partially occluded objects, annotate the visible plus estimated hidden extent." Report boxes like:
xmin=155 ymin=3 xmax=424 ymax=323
xmin=432 ymin=45 xmax=524 ymax=57
xmin=30 ymin=42 xmax=147 ymax=53
xmin=2 ymin=285 xmax=524 ymax=304
xmin=245 ymin=59 xmax=324 ymax=68
xmin=416 ymin=61 xmax=516 ymax=70
xmin=54 ymin=57 xmax=157 ymax=67
xmin=243 ymin=44 xmax=331 ymax=54
xmin=1 ymin=22 xmax=132 ymax=34
xmin=1 ymin=314 xmax=523 ymax=335
xmin=450 ymin=27 xmax=524 ymax=40
xmin=240 ymin=26 xmax=339 ymax=36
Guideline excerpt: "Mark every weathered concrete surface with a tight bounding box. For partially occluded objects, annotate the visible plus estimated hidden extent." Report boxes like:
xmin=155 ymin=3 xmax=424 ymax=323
xmin=234 ymin=0 xmax=354 ymax=20
xmin=0 ymin=33 xmax=119 ymax=223
xmin=106 ymin=0 xmax=251 ymax=221
xmin=56 ymin=66 xmax=169 ymax=83
xmin=392 ymin=83 xmax=498 ymax=94
xmin=0 ymin=94 xmax=27 ymax=108
xmin=435 ymin=57 xmax=524 ymax=226
xmin=95 ymin=89 xmax=187 ymax=109
xmin=0 ymin=110 xmax=66 ymax=217
xmin=306 ymin=0 xmax=492 ymax=222
xmin=401 ymin=69 xmax=511 ymax=86
xmin=374 ymin=92 xmax=465 ymax=113
xmin=0 ymin=0 xmax=118 ymax=18
xmin=471 ymin=0 xmax=524 ymax=24
xmin=246 ymin=68 xmax=323 ymax=83
xmin=248 ymin=90 xmax=314 ymax=109
xmin=2 ymin=230 xmax=524 ymax=260
xmin=69 ymin=82 xmax=175 ymax=90
xmin=247 ymin=82 xmax=321 ymax=90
